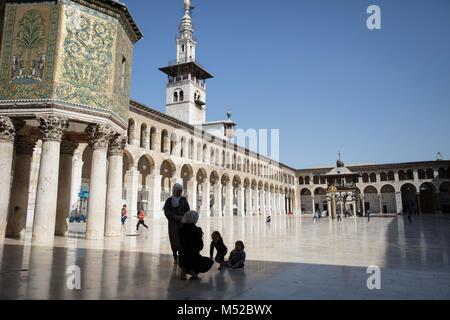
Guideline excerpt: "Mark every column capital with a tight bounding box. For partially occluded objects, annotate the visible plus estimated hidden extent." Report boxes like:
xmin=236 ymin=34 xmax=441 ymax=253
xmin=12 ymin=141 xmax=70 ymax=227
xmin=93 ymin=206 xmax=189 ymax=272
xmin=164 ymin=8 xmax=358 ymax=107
xmin=37 ymin=114 xmax=69 ymax=142
xmin=60 ymin=139 xmax=79 ymax=155
xmin=15 ymin=135 xmax=38 ymax=155
xmin=108 ymin=134 xmax=127 ymax=156
xmin=0 ymin=116 xmax=16 ymax=142
xmin=86 ymin=124 xmax=114 ymax=150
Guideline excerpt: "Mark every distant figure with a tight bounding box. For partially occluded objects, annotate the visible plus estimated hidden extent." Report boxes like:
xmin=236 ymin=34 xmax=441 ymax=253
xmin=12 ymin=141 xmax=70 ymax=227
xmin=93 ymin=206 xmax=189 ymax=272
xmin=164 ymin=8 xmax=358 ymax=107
xmin=406 ymin=207 xmax=413 ymax=223
xmin=313 ymin=210 xmax=320 ymax=223
xmin=210 ymin=231 xmax=228 ymax=270
xmin=337 ymin=211 xmax=342 ymax=222
xmin=367 ymin=209 xmax=372 ymax=222
xmin=121 ymin=204 xmax=128 ymax=231
xmin=226 ymin=241 xmax=246 ymax=269
xmin=164 ymin=183 xmax=190 ymax=264
xmin=136 ymin=209 xmax=149 ymax=231
xmin=179 ymin=211 xmax=214 ymax=280
xmin=266 ymin=216 xmax=271 ymax=223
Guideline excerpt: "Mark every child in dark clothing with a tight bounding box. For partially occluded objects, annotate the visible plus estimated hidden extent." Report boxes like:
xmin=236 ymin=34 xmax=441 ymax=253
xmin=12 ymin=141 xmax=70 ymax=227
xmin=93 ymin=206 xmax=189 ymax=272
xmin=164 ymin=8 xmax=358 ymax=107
xmin=226 ymin=241 xmax=246 ymax=269
xmin=210 ymin=231 xmax=227 ymax=270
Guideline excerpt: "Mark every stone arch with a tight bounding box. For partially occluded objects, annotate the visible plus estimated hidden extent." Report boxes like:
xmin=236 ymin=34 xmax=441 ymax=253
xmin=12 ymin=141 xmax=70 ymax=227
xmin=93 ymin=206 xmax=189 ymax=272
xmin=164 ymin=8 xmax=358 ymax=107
xmin=419 ymin=182 xmax=436 ymax=213
xmin=160 ymin=159 xmax=177 ymax=200
xmin=136 ymin=154 xmax=155 ymax=212
xmin=438 ymin=167 xmax=447 ymax=180
xmin=300 ymin=187 xmax=313 ymax=214
xmin=139 ymin=123 xmax=147 ymax=148
xmin=426 ymin=168 xmax=434 ymax=179
xmin=439 ymin=182 xmax=450 ymax=213
xmin=188 ymin=138 xmax=194 ymax=159
xmin=180 ymin=137 xmax=187 ymax=158
xmin=363 ymin=185 xmax=379 ymax=213
xmin=418 ymin=169 xmax=426 ymax=180
xmin=149 ymin=127 xmax=157 ymax=151
xmin=196 ymin=142 xmax=202 ymax=161
xmin=160 ymin=129 xmax=169 ymax=153
xmin=380 ymin=184 xmax=396 ymax=213
xmin=170 ymin=132 xmax=178 ymax=156
xmin=401 ymin=183 xmax=417 ymax=214
xmin=128 ymin=118 xmax=136 ymax=145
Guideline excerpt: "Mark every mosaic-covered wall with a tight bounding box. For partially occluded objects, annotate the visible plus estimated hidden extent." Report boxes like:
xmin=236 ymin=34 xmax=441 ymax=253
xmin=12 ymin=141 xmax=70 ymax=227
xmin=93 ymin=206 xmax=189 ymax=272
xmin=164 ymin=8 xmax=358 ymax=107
xmin=0 ymin=0 xmax=134 ymax=123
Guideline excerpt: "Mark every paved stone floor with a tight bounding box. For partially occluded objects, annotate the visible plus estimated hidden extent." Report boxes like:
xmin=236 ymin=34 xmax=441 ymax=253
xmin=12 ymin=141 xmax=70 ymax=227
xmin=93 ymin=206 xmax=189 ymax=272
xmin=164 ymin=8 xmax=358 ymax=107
xmin=1 ymin=214 xmax=450 ymax=299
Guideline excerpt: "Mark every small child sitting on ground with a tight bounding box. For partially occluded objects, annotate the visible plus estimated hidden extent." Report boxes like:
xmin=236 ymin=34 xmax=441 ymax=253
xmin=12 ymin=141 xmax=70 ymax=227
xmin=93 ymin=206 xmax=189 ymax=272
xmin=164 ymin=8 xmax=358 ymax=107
xmin=226 ymin=240 xmax=246 ymax=269
xmin=210 ymin=231 xmax=228 ymax=270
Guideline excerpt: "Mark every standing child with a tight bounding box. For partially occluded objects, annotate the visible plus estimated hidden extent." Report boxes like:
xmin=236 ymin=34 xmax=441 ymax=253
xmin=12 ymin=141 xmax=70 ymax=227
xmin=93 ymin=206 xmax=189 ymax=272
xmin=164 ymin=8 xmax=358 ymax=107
xmin=210 ymin=231 xmax=228 ymax=270
xmin=226 ymin=241 xmax=246 ymax=269
xmin=121 ymin=205 xmax=128 ymax=231
xmin=136 ymin=209 xmax=149 ymax=231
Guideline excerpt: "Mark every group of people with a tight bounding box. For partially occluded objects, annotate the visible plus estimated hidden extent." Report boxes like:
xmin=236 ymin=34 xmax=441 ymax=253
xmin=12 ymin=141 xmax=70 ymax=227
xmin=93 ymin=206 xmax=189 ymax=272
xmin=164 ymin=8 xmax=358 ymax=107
xmin=164 ymin=183 xmax=246 ymax=280
xmin=313 ymin=208 xmax=355 ymax=222
xmin=121 ymin=183 xmax=246 ymax=281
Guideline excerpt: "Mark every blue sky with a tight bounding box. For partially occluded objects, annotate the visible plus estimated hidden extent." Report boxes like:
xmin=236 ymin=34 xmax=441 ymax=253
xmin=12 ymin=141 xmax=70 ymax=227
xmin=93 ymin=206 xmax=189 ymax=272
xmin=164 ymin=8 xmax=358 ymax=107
xmin=126 ymin=0 xmax=450 ymax=169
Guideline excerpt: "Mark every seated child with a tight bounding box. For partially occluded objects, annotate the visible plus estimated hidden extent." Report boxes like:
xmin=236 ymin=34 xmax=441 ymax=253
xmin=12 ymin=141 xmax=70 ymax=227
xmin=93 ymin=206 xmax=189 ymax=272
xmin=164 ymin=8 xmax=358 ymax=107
xmin=210 ymin=231 xmax=228 ymax=270
xmin=226 ymin=241 xmax=246 ymax=269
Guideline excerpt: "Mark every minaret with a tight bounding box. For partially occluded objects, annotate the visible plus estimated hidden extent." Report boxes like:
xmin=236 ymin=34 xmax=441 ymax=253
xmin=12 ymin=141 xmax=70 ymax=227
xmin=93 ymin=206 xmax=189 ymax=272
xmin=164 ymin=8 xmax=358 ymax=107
xmin=159 ymin=0 xmax=213 ymax=125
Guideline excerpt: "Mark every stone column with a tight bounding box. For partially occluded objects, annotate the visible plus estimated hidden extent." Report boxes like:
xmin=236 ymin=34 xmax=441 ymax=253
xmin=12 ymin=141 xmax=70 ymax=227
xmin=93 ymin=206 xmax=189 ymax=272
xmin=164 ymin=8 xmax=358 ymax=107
xmin=253 ymin=189 xmax=258 ymax=215
xmin=126 ymin=168 xmax=139 ymax=218
xmin=85 ymin=124 xmax=113 ymax=240
xmin=0 ymin=116 xmax=16 ymax=239
xmin=148 ymin=171 xmax=163 ymax=219
xmin=361 ymin=193 xmax=366 ymax=216
xmin=224 ymin=185 xmax=233 ymax=216
xmin=200 ymin=182 xmax=211 ymax=217
xmin=245 ymin=188 xmax=252 ymax=216
xmin=105 ymin=135 xmax=126 ymax=237
xmin=142 ymin=128 xmax=149 ymax=149
xmin=6 ymin=135 xmax=36 ymax=238
xmin=416 ymin=193 xmax=422 ymax=214
xmin=311 ymin=196 xmax=315 ymax=214
xmin=212 ymin=184 xmax=222 ymax=217
xmin=330 ymin=194 xmax=336 ymax=219
xmin=70 ymin=150 xmax=84 ymax=219
xmin=237 ymin=187 xmax=245 ymax=216
xmin=55 ymin=140 xmax=79 ymax=236
xmin=186 ymin=180 xmax=197 ymax=212
xmin=378 ymin=193 xmax=383 ymax=214
xmin=298 ymin=193 xmax=302 ymax=215
xmin=32 ymin=115 xmax=68 ymax=242
xmin=260 ymin=190 xmax=266 ymax=215
xmin=395 ymin=191 xmax=402 ymax=214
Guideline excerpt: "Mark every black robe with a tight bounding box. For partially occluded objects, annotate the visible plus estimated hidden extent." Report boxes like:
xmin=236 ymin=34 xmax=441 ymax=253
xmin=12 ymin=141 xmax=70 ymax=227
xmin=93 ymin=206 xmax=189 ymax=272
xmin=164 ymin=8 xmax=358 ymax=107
xmin=164 ymin=197 xmax=190 ymax=254
xmin=178 ymin=224 xmax=214 ymax=274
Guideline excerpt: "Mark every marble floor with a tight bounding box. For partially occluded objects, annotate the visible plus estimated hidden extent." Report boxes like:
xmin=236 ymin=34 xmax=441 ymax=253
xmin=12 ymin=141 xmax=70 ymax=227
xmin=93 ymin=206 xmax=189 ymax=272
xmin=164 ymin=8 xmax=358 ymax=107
xmin=0 ymin=214 xmax=450 ymax=299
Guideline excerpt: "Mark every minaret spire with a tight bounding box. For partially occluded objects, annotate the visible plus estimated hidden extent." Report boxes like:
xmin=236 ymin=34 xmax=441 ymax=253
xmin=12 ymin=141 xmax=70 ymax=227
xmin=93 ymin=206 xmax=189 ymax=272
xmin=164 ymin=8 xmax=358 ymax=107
xmin=159 ymin=0 xmax=213 ymax=125
xmin=180 ymin=0 xmax=194 ymax=40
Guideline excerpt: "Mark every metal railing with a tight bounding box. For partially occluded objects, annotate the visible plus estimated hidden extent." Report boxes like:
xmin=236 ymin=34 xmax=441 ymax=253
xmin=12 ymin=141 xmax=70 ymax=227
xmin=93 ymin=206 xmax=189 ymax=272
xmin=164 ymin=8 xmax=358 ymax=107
xmin=168 ymin=57 xmax=207 ymax=71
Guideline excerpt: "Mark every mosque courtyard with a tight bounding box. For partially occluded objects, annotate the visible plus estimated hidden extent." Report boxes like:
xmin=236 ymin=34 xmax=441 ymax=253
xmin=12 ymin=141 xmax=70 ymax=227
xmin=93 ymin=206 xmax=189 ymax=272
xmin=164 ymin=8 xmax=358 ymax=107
xmin=0 ymin=214 xmax=449 ymax=300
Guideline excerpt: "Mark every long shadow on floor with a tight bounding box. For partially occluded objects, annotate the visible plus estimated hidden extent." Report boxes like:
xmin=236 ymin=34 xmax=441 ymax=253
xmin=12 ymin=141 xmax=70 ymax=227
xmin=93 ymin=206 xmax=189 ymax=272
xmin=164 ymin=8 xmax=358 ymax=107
xmin=1 ymin=240 xmax=449 ymax=300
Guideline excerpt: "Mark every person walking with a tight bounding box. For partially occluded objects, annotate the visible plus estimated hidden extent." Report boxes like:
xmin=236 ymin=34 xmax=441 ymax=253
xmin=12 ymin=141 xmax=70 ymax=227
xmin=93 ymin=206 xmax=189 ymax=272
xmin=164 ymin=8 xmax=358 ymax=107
xmin=121 ymin=204 xmax=128 ymax=231
xmin=337 ymin=211 xmax=342 ymax=222
xmin=367 ymin=209 xmax=372 ymax=222
xmin=164 ymin=183 xmax=190 ymax=264
xmin=313 ymin=210 xmax=320 ymax=223
xmin=136 ymin=209 xmax=149 ymax=231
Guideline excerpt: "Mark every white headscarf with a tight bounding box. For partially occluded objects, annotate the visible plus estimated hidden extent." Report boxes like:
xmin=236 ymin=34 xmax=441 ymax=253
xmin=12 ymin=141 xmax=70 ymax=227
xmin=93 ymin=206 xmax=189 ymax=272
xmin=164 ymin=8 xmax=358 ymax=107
xmin=182 ymin=210 xmax=199 ymax=224
xmin=171 ymin=183 xmax=183 ymax=208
